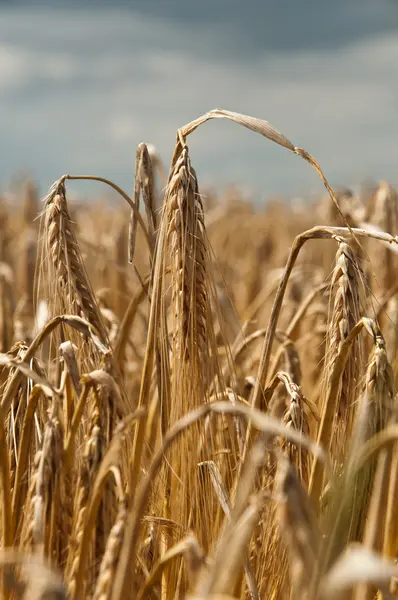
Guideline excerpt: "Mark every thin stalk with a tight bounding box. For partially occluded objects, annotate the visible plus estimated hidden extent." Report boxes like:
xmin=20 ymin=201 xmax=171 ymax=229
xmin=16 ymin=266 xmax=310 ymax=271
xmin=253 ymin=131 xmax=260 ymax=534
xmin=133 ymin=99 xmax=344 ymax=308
xmin=61 ymin=175 xmax=151 ymax=256
xmin=11 ymin=385 xmax=42 ymax=537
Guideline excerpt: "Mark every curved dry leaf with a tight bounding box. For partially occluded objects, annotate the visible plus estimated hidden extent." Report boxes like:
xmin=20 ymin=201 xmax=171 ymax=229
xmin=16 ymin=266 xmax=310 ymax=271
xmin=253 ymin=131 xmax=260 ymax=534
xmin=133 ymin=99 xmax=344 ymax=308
xmin=81 ymin=369 xmax=122 ymax=398
xmin=209 ymin=401 xmax=327 ymax=468
xmin=322 ymin=545 xmax=398 ymax=597
xmin=0 ymin=353 xmax=55 ymax=397
xmin=62 ymin=314 xmax=111 ymax=355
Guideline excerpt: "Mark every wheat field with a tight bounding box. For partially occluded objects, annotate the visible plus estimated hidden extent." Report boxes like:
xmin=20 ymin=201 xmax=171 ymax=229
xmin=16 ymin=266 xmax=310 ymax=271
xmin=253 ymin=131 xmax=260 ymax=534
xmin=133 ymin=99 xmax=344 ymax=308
xmin=1 ymin=109 xmax=398 ymax=600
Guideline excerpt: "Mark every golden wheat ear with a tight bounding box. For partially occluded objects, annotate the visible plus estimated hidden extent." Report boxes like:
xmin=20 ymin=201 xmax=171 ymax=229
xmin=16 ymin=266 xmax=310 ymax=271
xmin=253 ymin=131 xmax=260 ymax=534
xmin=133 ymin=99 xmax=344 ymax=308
xmin=368 ymin=181 xmax=398 ymax=294
xmin=323 ymin=239 xmax=363 ymax=460
xmin=129 ymin=143 xmax=157 ymax=265
xmin=166 ymin=146 xmax=208 ymax=386
xmin=38 ymin=180 xmax=108 ymax=347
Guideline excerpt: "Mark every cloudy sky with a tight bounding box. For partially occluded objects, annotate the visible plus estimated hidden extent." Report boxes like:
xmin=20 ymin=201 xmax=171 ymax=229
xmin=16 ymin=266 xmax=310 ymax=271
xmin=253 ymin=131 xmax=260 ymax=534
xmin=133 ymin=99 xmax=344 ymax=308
xmin=1 ymin=0 xmax=398 ymax=201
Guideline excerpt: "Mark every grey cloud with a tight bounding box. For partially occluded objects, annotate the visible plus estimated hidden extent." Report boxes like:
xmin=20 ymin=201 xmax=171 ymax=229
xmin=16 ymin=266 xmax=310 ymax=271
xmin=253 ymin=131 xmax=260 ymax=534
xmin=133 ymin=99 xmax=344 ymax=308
xmin=1 ymin=5 xmax=398 ymax=200
xmin=3 ymin=0 xmax=398 ymax=55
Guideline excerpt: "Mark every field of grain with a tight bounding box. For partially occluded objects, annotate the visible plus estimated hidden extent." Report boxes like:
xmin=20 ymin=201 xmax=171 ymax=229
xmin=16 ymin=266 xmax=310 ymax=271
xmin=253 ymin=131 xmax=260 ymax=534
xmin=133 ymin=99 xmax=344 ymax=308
xmin=1 ymin=110 xmax=398 ymax=600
